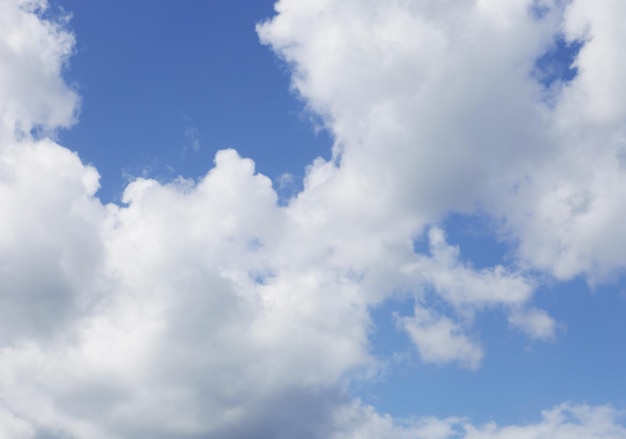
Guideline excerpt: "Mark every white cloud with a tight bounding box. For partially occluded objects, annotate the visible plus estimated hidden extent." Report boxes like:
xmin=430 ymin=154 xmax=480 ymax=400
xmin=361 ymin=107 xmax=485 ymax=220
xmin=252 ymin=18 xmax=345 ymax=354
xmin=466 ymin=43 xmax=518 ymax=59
xmin=0 ymin=0 xmax=78 ymax=141
xmin=330 ymin=402 xmax=626 ymax=439
xmin=0 ymin=406 xmax=35 ymax=439
xmin=411 ymin=228 xmax=535 ymax=310
xmin=395 ymin=227 xmax=541 ymax=367
xmin=508 ymin=307 xmax=558 ymax=341
xmin=0 ymin=0 xmax=625 ymax=438
xmin=561 ymin=0 xmax=626 ymax=125
xmin=0 ymin=139 xmax=103 ymax=343
xmin=398 ymin=306 xmax=484 ymax=369
xmin=464 ymin=404 xmax=626 ymax=439
xmin=330 ymin=401 xmax=461 ymax=439
xmin=259 ymin=0 xmax=626 ymax=283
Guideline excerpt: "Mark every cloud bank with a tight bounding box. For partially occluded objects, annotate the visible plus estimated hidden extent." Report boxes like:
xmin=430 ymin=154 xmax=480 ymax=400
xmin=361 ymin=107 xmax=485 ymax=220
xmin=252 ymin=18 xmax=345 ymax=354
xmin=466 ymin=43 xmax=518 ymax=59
xmin=0 ymin=0 xmax=625 ymax=437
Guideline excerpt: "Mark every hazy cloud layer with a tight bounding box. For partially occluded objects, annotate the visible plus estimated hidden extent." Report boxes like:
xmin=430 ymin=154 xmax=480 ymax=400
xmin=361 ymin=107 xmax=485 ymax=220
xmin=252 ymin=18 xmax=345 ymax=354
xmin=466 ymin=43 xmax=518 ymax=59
xmin=1 ymin=0 xmax=625 ymax=437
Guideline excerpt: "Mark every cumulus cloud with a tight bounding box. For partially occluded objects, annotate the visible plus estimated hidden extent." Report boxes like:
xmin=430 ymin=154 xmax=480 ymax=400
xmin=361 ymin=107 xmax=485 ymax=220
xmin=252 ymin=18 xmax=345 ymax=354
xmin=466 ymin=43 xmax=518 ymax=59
xmin=258 ymin=0 xmax=626 ymax=283
xmin=0 ymin=0 xmax=78 ymax=140
xmin=1 ymin=0 xmax=626 ymax=438
xmin=398 ymin=306 xmax=484 ymax=369
xmin=411 ymin=227 xmax=535 ymax=310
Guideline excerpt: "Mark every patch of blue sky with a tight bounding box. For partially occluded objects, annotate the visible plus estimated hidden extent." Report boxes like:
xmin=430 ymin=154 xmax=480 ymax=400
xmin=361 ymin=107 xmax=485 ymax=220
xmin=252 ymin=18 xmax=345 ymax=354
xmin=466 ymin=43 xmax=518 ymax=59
xmin=411 ymin=209 xmax=513 ymax=306
xmin=372 ymin=211 xmax=626 ymax=424
xmin=439 ymin=212 xmax=511 ymax=269
xmin=54 ymin=0 xmax=332 ymax=204
xmin=363 ymin=307 xmax=623 ymax=425
xmin=361 ymin=271 xmax=626 ymax=425
xmin=534 ymin=36 xmax=584 ymax=88
xmin=531 ymin=276 xmax=626 ymax=404
xmin=528 ymin=0 xmax=551 ymax=20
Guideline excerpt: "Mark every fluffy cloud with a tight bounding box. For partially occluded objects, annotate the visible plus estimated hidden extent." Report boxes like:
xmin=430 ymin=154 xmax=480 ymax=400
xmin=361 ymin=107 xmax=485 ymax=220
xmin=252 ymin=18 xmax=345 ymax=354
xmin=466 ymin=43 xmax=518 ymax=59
xmin=1 ymin=0 xmax=625 ymax=438
xmin=508 ymin=307 xmax=558 ymax=341
xmin=0 ymin=140 xmax=103 ymax=343
xmin=258 ymin=0 xmax=626 ymax=283
xmin=398 ymin=306 xmax=483 ymax=369
xmin=0 ymin=0 xmax=78 ymax=140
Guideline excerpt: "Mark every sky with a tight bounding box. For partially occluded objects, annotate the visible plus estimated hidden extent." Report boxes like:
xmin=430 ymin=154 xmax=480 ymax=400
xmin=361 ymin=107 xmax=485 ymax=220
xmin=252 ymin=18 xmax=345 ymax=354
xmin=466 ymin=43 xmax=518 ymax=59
xmin=1 ymin=0 xmax=626 ymax=438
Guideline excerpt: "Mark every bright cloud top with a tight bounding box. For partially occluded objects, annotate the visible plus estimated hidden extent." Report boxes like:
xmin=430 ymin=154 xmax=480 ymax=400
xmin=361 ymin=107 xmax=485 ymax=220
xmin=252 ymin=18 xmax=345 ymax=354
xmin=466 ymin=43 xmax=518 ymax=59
xmin=0 ymin=0 xmax=625 ymax=438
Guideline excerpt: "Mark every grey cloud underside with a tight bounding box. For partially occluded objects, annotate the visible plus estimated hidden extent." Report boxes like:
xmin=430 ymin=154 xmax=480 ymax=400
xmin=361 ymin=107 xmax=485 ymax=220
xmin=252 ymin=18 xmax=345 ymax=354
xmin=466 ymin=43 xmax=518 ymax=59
xmin=1 ymin=0 xmax=626 ymax=437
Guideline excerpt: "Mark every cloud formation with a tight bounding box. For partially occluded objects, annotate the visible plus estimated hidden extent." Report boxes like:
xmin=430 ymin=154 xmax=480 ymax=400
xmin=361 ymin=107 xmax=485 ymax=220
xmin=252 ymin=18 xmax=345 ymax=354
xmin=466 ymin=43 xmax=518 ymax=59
xmin=0 ymin=0 xmax=78 ymax=140
xmin=0 ymin=0 xmax=625 ymax=437
xmin=258 ymin=0 xmax=626 ymax=283
xmin=398 ymin=306 xmax=483 ymax=369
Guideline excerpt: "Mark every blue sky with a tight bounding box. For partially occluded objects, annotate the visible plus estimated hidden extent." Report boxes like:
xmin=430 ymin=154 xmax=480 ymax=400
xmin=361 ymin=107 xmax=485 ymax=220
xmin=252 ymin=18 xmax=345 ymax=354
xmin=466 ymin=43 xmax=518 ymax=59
xmin=56 ymin=0 xmax=331 ymax=203
xmin=2 ymin=1 xmax=626 ymax=438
